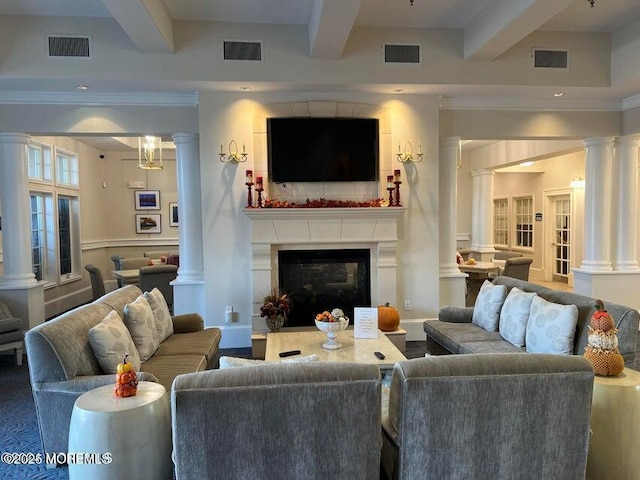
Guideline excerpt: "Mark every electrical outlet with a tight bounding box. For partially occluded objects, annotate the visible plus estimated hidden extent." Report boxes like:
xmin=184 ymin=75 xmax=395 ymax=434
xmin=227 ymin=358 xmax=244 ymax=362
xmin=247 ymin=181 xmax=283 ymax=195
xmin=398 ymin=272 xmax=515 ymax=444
xmin=404 ymin=300 xmax=411 ymax=311
xmin=225 ymin=306 xmax=233 ymax=323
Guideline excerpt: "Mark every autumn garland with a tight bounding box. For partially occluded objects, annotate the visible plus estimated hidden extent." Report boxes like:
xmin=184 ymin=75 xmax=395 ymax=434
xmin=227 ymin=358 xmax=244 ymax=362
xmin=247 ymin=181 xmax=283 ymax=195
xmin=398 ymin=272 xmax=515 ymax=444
xmin=263 ymin=198 xmax=385 ymax=208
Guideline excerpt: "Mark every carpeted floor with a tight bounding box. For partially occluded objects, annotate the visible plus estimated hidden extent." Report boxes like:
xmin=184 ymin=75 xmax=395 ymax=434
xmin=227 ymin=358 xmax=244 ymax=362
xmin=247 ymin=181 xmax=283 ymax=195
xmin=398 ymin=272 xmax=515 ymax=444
xmin=4 ymin=338 xmax=635 ymax=480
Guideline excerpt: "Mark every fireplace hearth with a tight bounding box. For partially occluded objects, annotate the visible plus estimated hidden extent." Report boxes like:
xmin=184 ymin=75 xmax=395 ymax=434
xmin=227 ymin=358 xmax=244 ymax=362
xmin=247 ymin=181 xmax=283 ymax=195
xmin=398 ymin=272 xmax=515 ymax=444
xmin=279 ymin=249 xmax=370 ymax=327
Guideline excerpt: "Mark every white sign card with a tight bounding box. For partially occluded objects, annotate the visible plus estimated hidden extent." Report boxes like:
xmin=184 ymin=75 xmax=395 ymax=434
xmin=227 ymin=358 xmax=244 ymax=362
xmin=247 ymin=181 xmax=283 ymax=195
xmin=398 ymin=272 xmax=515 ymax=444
xmin=354 ymin=307 xmax=379 ymax=339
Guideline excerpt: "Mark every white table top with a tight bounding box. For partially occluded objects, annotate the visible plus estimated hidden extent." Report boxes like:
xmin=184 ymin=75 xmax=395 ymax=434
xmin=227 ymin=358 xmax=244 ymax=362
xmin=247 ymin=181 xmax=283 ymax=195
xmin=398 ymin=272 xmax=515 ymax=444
xmin=75 ymin=381 xmax=166 ymax=413
xmin=265 ymin=328 xmax=407 ymax=369
xmin=111 ymin=269 xmax=140 ymax=281
xmin=458 ymin=261 xmax=499 ymax=274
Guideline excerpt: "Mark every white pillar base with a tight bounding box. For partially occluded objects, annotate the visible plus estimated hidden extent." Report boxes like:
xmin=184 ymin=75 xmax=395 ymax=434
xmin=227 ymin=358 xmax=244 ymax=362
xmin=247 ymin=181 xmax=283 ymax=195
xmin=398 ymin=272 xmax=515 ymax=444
xmin=439 ymin=273 xmax=467 ymax=308
xmin=0 ymin=283 xmax=45 ymax=330
xmin=578 ymin=260 xmax=613 ymax=272
xmin=573 ymin=269 xmax=640 ymax=311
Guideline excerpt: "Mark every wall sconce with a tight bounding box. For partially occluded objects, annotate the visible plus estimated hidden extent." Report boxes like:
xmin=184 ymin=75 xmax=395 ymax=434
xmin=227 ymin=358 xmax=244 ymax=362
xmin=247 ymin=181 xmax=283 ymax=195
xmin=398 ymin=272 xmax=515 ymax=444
xmin=138 ymin=135 xmax=163 ymax=170
xmin=570 ymin=176 xmax=585 ymax=188
xmin=219 ymin=139 xmax=248 ymax=163
xmin=397 ymin=140 xmax=423 ymax=163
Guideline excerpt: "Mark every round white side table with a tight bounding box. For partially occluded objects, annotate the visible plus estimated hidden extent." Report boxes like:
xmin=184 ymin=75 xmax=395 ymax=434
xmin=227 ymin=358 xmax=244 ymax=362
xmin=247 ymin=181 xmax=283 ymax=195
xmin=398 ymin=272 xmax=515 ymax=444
xmin=68 ymin=381 xmax=172 ymax=480
xmin=586 ymin=368 xmax=640 ymax=480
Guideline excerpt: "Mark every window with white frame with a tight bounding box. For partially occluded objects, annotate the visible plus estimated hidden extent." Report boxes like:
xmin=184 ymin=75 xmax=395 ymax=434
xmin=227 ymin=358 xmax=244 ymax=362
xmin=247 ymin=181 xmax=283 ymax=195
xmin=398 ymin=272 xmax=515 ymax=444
xmin=29 ymin=146 xmax=81 ymax=285
xmin=55 ymin=149 xmax=79 ymax=187
xmin=27 ymin=143 xmax=52 ymax=182
xmin=493 ymin=198 xmax=509 ymax=247
xmin=514 ymin=196 xmax=534 ymax=248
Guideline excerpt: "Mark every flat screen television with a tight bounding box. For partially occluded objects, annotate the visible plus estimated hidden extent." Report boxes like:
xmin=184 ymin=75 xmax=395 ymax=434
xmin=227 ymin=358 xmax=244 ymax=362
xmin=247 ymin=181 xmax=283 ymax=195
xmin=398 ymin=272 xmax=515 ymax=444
xmin=267 ymin=117 xmax=379 ymax=182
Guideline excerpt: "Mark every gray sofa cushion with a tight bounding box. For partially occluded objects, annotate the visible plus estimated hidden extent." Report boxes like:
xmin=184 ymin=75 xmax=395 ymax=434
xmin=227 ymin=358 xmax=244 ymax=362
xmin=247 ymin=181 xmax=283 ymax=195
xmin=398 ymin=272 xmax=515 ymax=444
xmin=140 ymin=354 xmax=208 ymax=391
xmin=458 ymin=340 xmax=526 ymax=354
xmin=424 ymin=320 xmax=502 ymax=353
xmin=154 ymin=328 xmax=222 ymax=368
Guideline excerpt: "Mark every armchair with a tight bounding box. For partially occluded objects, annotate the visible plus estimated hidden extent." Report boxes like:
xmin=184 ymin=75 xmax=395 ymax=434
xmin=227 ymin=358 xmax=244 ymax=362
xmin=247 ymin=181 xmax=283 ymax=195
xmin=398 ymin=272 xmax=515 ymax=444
xmin=172 ymin=362 xmax=382 ymax=480
xmin=0 ymin=300 xmax=24 ymax=365
xmin=138 ymin=264 xmax=178 ymax=313
xmin=381 ymin=354 xmax=594 ymax=480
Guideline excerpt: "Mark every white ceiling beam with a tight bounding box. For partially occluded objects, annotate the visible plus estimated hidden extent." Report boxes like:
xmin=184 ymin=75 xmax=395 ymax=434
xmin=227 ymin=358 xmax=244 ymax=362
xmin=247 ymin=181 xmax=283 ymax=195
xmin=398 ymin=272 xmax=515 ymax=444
xmin=100 ymin=0 xmax=174 ymax=54
xmin=464 ymin=0 xmax=574 ymax=61
xmin=308 ymin=0 xmax=362 ymax=59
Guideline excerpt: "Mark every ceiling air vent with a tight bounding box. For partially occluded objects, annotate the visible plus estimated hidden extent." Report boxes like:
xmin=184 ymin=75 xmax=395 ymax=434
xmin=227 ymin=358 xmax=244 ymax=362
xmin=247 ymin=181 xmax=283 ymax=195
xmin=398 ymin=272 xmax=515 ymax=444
xmin=223 ymin=41 xmax=262 ymax=61
xmin=383 ymin=43 xmax=421 ymax=64
xmin=47 ymin=35 xmax=91 ymax=58
xmin=533 ymin=49 xmax=568 ymax=69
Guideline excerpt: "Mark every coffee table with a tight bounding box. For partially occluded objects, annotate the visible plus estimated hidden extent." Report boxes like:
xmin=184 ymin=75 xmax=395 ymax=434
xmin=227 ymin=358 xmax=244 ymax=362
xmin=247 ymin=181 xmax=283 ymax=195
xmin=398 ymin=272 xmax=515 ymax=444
xmin=265 ymin=328 xmax=407 ymax=370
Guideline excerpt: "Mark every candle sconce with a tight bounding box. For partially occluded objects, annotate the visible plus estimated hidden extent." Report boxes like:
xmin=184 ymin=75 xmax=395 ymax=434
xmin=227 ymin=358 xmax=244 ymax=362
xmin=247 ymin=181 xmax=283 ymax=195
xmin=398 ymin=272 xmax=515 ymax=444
xmin=219 ymin=139 xmax=248 ymax=163
xmin=396 ymin=140 xmax=423 ymax=163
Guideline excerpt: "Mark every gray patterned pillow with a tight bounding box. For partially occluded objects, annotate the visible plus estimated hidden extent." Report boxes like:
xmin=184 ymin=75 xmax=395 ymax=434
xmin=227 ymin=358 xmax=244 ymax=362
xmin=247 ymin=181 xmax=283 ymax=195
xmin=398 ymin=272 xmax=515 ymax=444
xmin=525 ymin=296 xmax=578 ymax=355
xmin=88 ymin=310 xmax=141 ymax=374
xmin=219 ymin=355 xmax=319 ymax=369
xmin=143 ymin=287 xmax=174 ymax=343
xmin=123 ymin=295 xmax=160 ymax=362
xmin=499 ymin=287 xmax=537 ymax=347
xmin=472 ymin=280 xmax=508 ymax=332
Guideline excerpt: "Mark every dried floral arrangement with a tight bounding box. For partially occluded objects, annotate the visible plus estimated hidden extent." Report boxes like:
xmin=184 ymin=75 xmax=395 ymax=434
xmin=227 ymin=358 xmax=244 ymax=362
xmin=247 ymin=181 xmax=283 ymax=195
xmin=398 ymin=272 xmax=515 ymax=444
xmin=263 ymin=198 xmax=385 ymax=208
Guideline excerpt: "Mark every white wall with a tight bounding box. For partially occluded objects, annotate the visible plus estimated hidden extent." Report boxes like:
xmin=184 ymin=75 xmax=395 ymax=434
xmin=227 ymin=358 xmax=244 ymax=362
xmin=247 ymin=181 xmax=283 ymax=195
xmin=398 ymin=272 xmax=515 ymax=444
xmin=198 ymin=92 xmax=440 ymax=346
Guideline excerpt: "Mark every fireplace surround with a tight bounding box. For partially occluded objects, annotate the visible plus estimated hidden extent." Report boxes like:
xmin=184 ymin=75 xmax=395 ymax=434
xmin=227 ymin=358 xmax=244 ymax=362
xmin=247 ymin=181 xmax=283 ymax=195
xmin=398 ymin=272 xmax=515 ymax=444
xmin=244 ymin=207 xmax=406 ymax=332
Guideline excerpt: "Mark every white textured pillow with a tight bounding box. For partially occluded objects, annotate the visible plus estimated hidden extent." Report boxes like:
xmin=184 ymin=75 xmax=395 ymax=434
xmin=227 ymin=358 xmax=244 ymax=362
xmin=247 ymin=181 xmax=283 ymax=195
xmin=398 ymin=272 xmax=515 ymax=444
xmin=143 ymin=287 xmax=174 ymax=343
xmin=499 ymin=287 xmax=537 ymax=347
xmin=123 ymin=295 xmax=160 ymax=362
xmin=89 ymin=310 xmax=141 ymax=374
xmin=219 ymin=354 xmax=319 ymax=369
xmin=525 ymin=296 xmax=578 ymax=355
xmin=472 ymin=280 xmax=508 ymax=332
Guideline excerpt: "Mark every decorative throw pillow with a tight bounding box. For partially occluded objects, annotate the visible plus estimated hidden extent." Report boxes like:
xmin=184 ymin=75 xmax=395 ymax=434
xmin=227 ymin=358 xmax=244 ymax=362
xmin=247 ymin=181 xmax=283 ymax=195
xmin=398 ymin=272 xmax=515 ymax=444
xmin=499 ymin=287 xmax=537 ymax=347
xmin=525 ymin=296 xmax=578 ymax=355
xmin=123 ymin=295 xmax=160 ymax=362
xmin=219 ymin=354 xmax=319 ymax=369
xmin=143 ymin=287 xmax=174 ymax=343
xmin=472 ymin=280 xmax=508 ymax=332
xmin=89 ymin=310 xmax=141 ymax=374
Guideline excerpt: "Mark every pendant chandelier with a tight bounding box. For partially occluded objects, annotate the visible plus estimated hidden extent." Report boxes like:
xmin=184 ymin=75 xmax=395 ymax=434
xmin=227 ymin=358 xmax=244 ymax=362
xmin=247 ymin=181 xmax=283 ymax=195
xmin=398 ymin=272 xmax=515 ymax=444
xmin=138 ymin=135 xmax=163 ymax=170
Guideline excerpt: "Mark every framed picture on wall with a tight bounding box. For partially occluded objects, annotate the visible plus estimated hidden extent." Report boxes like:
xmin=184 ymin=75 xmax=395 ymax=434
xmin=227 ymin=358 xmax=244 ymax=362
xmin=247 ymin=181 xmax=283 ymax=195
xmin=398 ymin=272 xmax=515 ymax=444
xmin=134 ymin=190 xmax=160 ymax=210
xmin=136 ymin=214 xmax=161 ymax=234
xmin=169 ymin=202 xmax=178 ymax=227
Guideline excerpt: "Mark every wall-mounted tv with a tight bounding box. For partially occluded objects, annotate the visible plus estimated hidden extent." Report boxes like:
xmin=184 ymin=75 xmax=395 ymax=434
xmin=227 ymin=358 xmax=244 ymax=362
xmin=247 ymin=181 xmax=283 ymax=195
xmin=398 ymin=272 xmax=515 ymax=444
xmin=267 ymin=117 xmax=379 ymax=183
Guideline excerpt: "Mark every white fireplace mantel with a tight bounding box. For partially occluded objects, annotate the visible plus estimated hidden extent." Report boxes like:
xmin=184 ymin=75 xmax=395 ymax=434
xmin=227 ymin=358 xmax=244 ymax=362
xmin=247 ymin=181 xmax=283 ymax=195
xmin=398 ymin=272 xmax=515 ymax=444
xmin=244 ymin=207 xmax=406 ymax=332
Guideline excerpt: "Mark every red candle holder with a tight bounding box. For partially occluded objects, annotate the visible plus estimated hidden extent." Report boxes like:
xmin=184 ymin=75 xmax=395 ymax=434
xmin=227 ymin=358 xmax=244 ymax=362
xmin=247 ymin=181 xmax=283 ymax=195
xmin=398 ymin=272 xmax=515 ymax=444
xmin=387 ymin=187 xmax=394 ymax=206
xmin=394 ymin=181 xmax=402 ymax=207
xmin=256 ymin=187 xmax=264 ymax=208
xmin=246 ymin=182 xmax=254 ymax=208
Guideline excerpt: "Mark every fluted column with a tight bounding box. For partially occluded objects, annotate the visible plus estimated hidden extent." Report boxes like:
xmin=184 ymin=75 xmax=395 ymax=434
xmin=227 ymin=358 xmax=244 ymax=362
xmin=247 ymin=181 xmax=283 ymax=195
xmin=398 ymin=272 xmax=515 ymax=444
xmin=581 ymin=137 xmax=614 ymax=271
xmin=613 ymin=136 xmax=640 ymax=270
xmin=0 ymin=133 xmax=36 ymax=286
xmin=470 ymin=169 xmax=496 ymax=261
xmin=172 ymin=133 xmax=204 ymax=283
xmin=439 ymin=137 xmax=461 ymax=275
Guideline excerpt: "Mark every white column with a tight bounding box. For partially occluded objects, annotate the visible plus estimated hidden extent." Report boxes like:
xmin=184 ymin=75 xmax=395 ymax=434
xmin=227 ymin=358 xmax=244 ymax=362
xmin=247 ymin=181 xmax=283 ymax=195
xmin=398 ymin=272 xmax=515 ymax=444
xmin=439 ymin=137 xmax=461 ymax=275
xmin=172 ymin=133 xmax=204 ymax=283
xmin=581 ymin=137 xmax=614 ymax=271
xmin=439 ymin=137 xmax=466 ymax=307
xmin=0 ymin=132 xmax=44 ymax=330
xmin=613 ymin=136 xmax=640 ymax=270
xmin=171 ymin=133 xmax=204 ymax=317
xmin=0 ymin=133 xmax=36 ymax=286
xmin=470 ymin=169 xmax=496 ymax=261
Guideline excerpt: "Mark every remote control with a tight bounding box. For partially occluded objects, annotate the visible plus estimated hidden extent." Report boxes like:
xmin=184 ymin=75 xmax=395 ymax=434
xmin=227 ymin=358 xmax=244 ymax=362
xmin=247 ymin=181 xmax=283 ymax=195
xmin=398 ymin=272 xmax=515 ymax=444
xmin=374 ymin=351 xmax=385 ymax=360
xmin=279 ymin=350 xmax=301 ymax=358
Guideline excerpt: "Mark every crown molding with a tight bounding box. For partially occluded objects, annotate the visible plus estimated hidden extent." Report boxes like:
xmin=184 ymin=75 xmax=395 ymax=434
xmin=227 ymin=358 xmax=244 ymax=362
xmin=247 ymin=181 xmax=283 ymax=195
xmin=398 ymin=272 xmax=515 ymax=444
xmin=439 ymin=96 xmax=622 ymax=112
xmin=0 ymin=91 xmax=199 ymax=106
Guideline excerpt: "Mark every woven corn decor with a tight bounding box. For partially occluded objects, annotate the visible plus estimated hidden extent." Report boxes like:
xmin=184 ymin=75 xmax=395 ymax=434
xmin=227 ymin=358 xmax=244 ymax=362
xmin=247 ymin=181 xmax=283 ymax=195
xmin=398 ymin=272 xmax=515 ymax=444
xmin=583 ymin=299 xmax=625 ymax=376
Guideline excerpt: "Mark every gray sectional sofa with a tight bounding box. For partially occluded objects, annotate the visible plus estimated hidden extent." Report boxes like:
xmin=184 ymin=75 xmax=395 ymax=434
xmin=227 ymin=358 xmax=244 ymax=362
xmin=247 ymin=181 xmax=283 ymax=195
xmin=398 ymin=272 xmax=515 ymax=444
xmin=25 ymin=285 xmax=221 ymax=458
xmin=424 ymin=276 xmax=639 ymax=366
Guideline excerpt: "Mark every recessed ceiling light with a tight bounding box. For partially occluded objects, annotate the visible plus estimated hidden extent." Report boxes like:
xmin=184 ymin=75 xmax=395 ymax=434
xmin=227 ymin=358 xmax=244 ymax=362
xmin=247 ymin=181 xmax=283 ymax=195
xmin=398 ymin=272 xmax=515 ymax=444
xmin=393 ymin=89 xmax=405 ymax=93
xmin=239 ymin=86 xmax=251 ymax=91
xmin=520 ymin=161 xmax=534 ymax=167
xmin=75 ymin=84 xmax=89 ymax=90
xmin=553 ymin=92 xmax=564 ymax=97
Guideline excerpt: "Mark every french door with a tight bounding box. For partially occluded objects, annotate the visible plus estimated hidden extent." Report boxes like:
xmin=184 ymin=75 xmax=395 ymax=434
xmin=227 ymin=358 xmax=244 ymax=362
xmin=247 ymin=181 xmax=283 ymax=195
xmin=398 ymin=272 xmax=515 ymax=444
xmin=551 ymin=194 xmax=571 ymax=283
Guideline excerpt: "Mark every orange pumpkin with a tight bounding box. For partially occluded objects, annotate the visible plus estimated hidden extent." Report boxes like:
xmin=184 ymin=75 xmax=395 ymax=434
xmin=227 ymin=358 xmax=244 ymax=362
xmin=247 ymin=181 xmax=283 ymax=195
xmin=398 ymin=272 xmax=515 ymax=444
xmin=114 ymin=353 xmax=138 ymax=397
xmin=591 ymin=299 xmax=615 ymax=332
xmin=378 ymin=303 xmax=400 ymax=332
